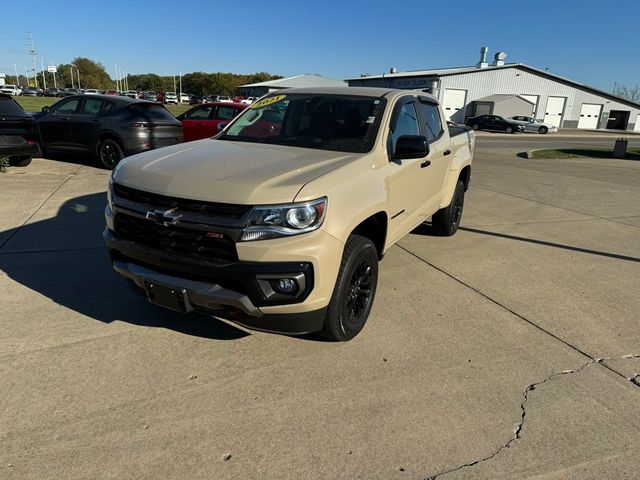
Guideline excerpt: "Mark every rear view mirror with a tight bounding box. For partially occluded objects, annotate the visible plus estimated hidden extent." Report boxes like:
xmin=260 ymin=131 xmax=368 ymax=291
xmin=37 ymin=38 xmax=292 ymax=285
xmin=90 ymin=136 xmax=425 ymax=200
xmin=392 ymin=135 xmax=429 ymax=160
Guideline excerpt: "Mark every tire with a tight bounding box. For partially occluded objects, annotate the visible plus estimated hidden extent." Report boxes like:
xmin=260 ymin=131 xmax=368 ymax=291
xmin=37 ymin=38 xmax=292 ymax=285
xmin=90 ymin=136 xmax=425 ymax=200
xmin=432 ymin=180 xmax=465 ymax=236
xmin=538 ymin=126 xmax=548 ymax=134
xmin=472 ymin=124 xmax=480 ymax=131
xmin=321 ymin=235 xmax=379 ymax=342
xmin=9 ymin=155 xmax=32 ymax=167
xmin=505 ymin=126 xmax=514 ymax=134
xmin=97 ymin=138 xmax=125 ymax=170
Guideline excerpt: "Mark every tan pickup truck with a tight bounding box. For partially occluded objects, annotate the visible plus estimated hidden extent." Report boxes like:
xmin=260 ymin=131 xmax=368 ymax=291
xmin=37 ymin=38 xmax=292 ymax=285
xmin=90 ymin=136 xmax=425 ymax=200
xmin=104 ymin=87 xmax=474 ymax=341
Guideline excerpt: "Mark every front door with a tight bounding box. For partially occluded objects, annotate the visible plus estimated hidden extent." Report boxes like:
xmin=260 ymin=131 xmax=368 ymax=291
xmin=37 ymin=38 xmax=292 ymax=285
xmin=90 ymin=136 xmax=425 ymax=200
xmin=386 ymin=99 xmax=430 ymax=242
xmin=37 ymin=97 xmax=82 ymax=149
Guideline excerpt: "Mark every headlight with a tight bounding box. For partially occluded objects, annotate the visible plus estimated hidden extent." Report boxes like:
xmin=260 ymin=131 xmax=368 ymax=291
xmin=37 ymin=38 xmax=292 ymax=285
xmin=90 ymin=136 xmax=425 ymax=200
xmin=240 ymin=198 xmax=327 ymax=241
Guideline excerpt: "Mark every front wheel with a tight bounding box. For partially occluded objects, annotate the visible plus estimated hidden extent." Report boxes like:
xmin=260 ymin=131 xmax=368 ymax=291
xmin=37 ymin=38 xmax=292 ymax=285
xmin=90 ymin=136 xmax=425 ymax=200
xmin=98 ymin=138 xmax=124 ymax=170
xmin=505 ymin=126 xmax=514 ymax=134
xmin=432 ymin=180 xmax=465 ymax=236
xmin=472 ymin=123 xmax=480 ymax=131
xmin=321 ymin=235 xmax=379 ymax=341
xmin=538 ymin=126 xmax=548 ymax=134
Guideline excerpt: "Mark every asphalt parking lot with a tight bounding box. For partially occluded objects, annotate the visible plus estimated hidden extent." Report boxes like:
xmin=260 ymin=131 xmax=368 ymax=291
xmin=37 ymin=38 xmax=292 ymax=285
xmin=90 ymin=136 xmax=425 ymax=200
xmin=1 ymin=135 xmax=639 ymax=479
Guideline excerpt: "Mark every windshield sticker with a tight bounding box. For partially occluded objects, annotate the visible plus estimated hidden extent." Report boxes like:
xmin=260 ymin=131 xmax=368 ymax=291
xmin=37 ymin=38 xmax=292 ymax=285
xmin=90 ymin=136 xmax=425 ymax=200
xmin=250 ymin=95 xmax=287 ymax=109
xmin=366 ymin=116 xmax=376 ymax=124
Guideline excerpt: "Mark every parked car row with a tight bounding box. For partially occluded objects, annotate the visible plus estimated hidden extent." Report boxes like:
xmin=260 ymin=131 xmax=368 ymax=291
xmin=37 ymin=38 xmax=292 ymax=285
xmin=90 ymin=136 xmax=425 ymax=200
xmin=464 ymin=114 xmax=557 ymax=134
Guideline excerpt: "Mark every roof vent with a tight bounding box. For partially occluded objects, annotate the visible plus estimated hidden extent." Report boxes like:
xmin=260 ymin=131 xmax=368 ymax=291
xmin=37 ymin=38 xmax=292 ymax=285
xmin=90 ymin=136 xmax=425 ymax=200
xmin=493 ymin=51 xmax=507 ymax=66
xmin=390 ymin=67 xmax=397 ymax=74
xmin=477 ymin=47 xmax=489 ymax=68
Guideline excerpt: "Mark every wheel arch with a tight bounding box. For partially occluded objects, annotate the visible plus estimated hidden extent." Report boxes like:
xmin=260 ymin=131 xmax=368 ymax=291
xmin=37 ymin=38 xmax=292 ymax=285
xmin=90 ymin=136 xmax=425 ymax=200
xmin=350 ymin=212 xmax=388 ymax=260
xmin=93 ymin=131 xmax=126 ymax=156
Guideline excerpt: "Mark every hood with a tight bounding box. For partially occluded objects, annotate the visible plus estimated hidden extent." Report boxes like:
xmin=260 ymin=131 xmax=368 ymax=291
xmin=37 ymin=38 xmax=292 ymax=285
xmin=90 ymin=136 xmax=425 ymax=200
xmin=112 ymin=138 xmax=360 ymax=205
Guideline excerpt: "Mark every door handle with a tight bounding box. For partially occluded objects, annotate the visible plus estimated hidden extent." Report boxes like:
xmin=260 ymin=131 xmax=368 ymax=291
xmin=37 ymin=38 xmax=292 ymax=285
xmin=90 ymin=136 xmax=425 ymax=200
xmin=62 ymin=117 xmax=70 ymax=121
xmin=443 ymin=149 xmax=452 ymax=156
xmin=421 ymin=160 xmax=431 ymax=168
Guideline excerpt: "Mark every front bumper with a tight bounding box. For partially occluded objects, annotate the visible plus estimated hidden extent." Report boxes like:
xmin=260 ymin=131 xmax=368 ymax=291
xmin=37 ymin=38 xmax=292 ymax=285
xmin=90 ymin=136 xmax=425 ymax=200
xmin=105 ymin=228 xmax=329 ymax=334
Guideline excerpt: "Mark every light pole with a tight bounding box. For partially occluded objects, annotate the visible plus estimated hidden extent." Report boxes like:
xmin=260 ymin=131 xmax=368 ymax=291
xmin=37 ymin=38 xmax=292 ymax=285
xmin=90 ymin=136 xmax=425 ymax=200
xmin=69 ymin=65 xmax=74 ymax=89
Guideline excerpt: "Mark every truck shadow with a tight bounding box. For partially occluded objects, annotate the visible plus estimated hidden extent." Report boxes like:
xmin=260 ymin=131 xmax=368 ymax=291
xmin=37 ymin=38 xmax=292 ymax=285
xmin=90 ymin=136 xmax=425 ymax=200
xmin=0 ymin=192 xmax=249 ymax=340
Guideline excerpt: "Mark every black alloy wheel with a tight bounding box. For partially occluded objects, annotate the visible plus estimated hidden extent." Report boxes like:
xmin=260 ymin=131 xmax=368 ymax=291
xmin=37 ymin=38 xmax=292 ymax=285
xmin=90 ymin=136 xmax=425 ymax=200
xmin=98 ymin=139 xmax=124 ymax=170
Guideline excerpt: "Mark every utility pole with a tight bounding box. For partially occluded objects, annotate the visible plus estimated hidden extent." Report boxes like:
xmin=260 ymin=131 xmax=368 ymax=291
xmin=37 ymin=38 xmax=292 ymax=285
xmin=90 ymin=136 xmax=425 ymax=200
xmin=52 ymin=62 xmax=57 ymax=89
xmin=76 ymin=67 xmax=81 ymax=90
xmin=173 ymin=75 xmax=176 ymax=93
xmin=70 ymin=66 xmax=74 ymax=89
xmin=24 ymin=66 xmax=29 ymax=87
xmin=29 ymin=32 xmax=38 ymax=88
xmin=14 ymin=64 xmax=19 ymax=86
xmin=179 ymin=71 xmax=182 ymax=102
xmin=41 ymin=58 xmax=47 ymax=90
xmin=114 ymin=65 xmax=119 ymax=91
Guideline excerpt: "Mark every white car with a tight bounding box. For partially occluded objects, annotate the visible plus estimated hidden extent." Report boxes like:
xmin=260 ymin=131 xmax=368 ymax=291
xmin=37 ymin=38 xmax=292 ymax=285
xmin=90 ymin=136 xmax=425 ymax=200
xmin=217 ymin=96 xmax=233 ymax=103
xmin=241 ymin=97 xmax=257 ymax=105
xmin=164 ymin=92 xmax=178 ymax=104
xmin=179 ymin=93 xmax=190 ymax=103
xmin=84 ymin=89 xmax=101 ymax=95
xmin=510 ymin=116 xmax=557 ymax=134
xmin=0 ymin=84 xmax=22 ymax=96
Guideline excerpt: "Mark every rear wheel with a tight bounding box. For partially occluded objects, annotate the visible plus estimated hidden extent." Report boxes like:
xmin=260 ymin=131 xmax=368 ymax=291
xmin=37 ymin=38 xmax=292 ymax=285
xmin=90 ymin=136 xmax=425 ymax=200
xmin=9 ymin=155 xmax=32 ymax=167
xmin=472 ymin=123 xmax=480 ymax=131
xmin=432 ymin=180 xmax=465 ymax=236
xmin=98 ymin=138 xmax=124 ymax=170
xmin=538 ymin=126 xmax=548 ymax=134
xmin=321 ymin=235 xmax=379 ymax=342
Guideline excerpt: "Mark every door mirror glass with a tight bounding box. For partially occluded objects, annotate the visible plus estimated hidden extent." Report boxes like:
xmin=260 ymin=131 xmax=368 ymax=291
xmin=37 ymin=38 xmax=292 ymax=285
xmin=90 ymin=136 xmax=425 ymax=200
xmin=391 ymin=135 xmax=429 ymax=160
xmin=217 ymin=122 xmax=228 ymax=132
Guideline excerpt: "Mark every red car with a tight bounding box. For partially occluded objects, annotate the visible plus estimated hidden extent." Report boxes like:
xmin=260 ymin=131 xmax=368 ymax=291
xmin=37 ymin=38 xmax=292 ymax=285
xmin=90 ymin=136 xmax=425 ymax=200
xmin=177 ymin=102 xmax=247 ymax=142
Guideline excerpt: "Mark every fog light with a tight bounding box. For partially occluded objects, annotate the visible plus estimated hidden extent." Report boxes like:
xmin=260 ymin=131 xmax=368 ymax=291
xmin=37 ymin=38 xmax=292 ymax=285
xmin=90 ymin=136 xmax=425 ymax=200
xmin=276 ymin=279 xmax=297 ymax=295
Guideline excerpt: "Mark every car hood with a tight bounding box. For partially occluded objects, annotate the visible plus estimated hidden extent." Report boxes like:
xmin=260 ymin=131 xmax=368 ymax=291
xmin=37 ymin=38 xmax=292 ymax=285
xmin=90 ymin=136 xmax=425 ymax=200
xmin=112 ymin=139 xmax=360 ymax=205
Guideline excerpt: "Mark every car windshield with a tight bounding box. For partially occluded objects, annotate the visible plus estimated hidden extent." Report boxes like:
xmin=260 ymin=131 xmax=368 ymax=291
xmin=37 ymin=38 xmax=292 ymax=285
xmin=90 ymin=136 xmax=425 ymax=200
xmin=0 ymin=97 xmax=26 ymax=115
xmin=220 ymin=93 xmax=387 ymax=154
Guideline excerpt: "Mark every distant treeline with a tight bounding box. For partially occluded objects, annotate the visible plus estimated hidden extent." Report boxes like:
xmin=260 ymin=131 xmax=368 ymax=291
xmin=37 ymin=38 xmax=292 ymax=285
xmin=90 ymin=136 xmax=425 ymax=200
xmin=4 ymin=57 xmax=281 ymax=95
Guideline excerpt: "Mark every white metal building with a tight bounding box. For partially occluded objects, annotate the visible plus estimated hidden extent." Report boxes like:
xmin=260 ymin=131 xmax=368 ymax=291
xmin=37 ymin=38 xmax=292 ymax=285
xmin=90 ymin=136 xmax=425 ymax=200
xmin=239 ymin=74 xmax=345 ymax=98
xmin=346 ymin=49 xmax=640 ymax=131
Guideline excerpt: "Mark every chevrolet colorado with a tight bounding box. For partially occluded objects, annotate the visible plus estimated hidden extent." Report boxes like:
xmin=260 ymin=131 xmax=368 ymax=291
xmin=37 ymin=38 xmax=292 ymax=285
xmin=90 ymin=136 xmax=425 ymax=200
xmin=104 ymin=87 xmax=474 ymax=341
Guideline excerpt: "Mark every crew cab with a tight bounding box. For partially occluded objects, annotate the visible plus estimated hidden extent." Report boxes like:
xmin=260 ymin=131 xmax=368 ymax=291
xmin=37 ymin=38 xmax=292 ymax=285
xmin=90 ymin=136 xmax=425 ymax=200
xmin=104 ymin=87 xmax=474 ymax=341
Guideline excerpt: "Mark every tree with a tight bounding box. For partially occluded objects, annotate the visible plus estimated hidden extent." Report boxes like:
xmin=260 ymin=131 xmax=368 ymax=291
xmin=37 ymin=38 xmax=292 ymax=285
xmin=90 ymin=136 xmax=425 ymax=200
xmin=615 ymin=85 xmax=640 ymax=103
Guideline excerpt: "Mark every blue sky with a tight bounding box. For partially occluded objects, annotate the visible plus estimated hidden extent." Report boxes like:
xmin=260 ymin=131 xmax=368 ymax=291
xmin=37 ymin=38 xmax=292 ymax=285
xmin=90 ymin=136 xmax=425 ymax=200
xmin=1 ymin=0 xmax=639 ymax=91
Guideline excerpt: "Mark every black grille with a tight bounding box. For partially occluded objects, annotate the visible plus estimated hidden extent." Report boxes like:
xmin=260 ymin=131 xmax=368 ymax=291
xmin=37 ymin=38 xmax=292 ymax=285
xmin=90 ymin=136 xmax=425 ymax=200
xmin=115 ymin=213 xmax=238 ymax=261
xmin=113 ymin=184 xmax=252 ymax=219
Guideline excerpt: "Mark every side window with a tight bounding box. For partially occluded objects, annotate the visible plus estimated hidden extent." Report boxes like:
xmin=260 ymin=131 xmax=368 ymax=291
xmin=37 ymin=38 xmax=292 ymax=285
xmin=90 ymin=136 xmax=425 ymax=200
xmin=390 ymin=102 xmax=419 ymax=154
xmin=185 ymin=106 xmax=213 ymax=119
xmin=215 ymin=106 xmax=238 ymax=120
xmin=418 ymin=102 xmax=443 ymax=143
xmin=54 ymin=98 xmax=80 ymax=114
xmin=82 ymin=98 xmax=104 ymax=114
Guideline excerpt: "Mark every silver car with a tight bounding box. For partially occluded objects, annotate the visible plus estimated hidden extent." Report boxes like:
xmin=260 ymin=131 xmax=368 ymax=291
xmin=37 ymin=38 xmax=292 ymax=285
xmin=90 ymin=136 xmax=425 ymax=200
xmin=511 ymin=116 xmax=557 ymax=134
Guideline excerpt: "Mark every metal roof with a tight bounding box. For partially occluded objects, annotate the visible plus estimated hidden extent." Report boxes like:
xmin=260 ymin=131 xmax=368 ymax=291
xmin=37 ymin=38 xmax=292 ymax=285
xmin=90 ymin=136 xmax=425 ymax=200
xmin=240 ymin=74 xmax=345 ymax=89
xmin=346 ymin=63 xmax=640 ymax=109
xmin=473 ymin=94 xmax=535 ymax=104
xmin=261 ymin=86 xmax=398 ymax=97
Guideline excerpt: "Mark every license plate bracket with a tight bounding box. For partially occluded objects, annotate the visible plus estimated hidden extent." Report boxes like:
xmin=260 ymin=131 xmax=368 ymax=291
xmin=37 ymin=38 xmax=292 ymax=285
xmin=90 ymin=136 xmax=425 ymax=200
xmin=144 ymin=280 xmax=193 ymax=313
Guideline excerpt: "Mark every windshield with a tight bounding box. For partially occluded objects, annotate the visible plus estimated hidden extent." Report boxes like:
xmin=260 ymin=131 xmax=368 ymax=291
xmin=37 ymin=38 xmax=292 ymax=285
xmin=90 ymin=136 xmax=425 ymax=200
xmin=220 ymin=93 xmax=386 ymax=154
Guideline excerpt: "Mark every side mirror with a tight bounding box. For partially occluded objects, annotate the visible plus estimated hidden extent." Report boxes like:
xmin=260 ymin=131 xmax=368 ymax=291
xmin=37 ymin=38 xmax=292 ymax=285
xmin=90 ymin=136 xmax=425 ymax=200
xmin=176 ymin=114 xmax=185 ymax=121
xmin=217 ymin=122 xmax=227 ymax=132
xmin=42 ymin=105 xmax=50 ymax=113
xmin=391 ymin=135 xmax=429 ymax=160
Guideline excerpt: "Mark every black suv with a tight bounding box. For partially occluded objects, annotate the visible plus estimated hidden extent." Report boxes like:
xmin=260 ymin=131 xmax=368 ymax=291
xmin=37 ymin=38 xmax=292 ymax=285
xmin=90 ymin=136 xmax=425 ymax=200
xmin=35 ymin=95 xmax=183 ymax=169
xmin=465 ymin=115 xmax=524 ymax=133
xmin=0 ymin=94 xmax=38 ymax=167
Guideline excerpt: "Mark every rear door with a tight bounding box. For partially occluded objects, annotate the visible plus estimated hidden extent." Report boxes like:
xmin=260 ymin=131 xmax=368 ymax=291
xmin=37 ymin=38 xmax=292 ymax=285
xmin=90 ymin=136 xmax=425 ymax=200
xmin=37 ymin=97 xmax=82 ymax=149
xmin=69 ymin=97 xmax=115 ymax=151
xmin=416 ymin=99 xmax=450 ymax=213
xmin=181 ymin=105 xmax=215 ymax=141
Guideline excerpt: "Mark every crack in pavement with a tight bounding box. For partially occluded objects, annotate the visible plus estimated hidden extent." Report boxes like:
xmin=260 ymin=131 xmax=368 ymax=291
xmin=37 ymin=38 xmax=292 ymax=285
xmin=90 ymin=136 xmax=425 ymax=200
xmin=424 ymin=354 xmax=640 ymax=480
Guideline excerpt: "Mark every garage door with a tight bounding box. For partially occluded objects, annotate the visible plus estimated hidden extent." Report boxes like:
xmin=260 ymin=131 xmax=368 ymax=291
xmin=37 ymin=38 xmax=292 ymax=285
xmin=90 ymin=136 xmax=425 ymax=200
xmin=634 ymin=114 xmax=640 ymax=132
xmin=543 ymin=97 xmax=566 ymax=128
xmin=442 ymin=89 xmax=467 ymax=121
xmin=577 ymin=103 xmax=602 ymax=129
xmin=520 ymin=94 xmax=539 ymax=115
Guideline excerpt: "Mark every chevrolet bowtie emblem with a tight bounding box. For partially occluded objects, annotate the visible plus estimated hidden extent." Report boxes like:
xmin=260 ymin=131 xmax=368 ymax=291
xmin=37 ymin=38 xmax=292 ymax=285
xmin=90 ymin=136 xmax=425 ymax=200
xmin=145 ymin=208 xmax=182 ymax=226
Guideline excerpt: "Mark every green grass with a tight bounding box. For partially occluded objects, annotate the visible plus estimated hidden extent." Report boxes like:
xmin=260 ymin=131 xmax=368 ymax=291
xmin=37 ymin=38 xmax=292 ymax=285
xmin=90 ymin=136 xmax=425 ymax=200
xmin=532 ymin=148 xmax=640 ymax=161
xmin=14 ymin=96 xmax=191 ymax=117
